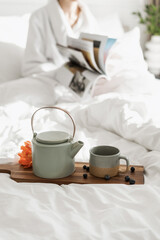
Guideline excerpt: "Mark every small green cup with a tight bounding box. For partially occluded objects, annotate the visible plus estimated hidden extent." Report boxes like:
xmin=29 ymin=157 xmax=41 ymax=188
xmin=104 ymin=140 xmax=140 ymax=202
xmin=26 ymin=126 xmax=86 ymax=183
xmin=89 ymin=145 xmax=129 ymax=178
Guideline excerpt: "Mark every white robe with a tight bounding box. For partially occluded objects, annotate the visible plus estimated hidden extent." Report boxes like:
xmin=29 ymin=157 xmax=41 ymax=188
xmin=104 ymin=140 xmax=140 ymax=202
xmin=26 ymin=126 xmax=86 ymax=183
xmin=22 ymin=0 xmax=97 ymax=77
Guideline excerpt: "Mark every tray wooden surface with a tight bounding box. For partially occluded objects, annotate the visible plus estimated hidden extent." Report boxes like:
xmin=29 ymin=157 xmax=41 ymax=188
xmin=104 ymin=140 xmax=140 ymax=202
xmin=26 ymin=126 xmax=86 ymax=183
xmin=0 ymin=162 xmax=144 ymax=185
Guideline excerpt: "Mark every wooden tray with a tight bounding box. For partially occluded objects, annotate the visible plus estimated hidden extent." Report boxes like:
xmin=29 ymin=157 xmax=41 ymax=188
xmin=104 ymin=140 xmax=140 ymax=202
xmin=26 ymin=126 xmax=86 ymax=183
xmin=0 ymin=162 xmax=144 ymax=185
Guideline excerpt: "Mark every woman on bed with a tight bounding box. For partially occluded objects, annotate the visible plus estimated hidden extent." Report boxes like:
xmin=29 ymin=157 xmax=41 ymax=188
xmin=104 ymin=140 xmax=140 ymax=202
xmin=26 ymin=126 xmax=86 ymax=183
xmin=22 ymin=0 xmax=97 ymax=77
xmin=0 ymin=0 xmax=102 ymax=106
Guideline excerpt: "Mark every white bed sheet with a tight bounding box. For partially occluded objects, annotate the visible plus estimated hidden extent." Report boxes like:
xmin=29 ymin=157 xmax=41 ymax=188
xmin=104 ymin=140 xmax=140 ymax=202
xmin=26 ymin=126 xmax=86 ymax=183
xmin=0 ymin=71 xmax=160 ymax=239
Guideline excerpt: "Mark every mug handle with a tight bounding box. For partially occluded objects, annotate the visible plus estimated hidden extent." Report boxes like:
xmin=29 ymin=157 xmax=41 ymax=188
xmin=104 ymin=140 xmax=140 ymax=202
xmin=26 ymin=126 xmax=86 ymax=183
xmin=118 ymin=155 xmax=129 ymax=173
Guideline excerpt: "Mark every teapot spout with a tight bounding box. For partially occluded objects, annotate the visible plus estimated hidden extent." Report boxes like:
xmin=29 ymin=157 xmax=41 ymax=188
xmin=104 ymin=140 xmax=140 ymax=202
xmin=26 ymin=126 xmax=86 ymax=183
xmin=71 ymin=141 xmax=84 ymax=158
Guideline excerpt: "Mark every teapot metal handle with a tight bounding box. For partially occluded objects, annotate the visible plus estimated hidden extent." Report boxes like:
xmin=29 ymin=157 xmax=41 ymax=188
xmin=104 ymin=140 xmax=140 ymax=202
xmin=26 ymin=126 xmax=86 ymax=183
xmin=31 ymin=106 xmax=76 ymax=138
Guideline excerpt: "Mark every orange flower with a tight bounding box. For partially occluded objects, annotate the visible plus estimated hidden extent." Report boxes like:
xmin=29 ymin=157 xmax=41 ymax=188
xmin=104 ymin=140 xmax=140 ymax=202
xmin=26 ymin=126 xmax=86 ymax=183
xmin=18 ymin=141 xmax=32 ymax=168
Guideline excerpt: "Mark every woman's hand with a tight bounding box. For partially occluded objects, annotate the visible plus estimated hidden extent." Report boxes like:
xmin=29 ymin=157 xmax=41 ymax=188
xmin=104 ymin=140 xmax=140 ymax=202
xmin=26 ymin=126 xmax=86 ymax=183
xmin=93 ymin=77 xmax=109 ymax=96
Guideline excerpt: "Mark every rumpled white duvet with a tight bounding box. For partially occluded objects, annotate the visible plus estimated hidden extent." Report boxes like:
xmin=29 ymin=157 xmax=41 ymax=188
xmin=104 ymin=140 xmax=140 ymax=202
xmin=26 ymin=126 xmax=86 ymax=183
xmin=0 ymin=70 xmax=160 ymax=239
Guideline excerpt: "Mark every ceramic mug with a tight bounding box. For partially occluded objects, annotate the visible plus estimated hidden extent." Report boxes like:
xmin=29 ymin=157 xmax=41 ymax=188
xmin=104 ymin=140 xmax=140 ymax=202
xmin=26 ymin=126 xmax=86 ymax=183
xmin=89 ymin=145 xmax=129 ymax=178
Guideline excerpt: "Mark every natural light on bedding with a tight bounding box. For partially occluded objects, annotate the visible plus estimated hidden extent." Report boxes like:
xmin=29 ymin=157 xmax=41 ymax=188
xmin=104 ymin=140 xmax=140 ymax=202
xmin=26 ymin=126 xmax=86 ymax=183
xmin=0 ymin=0 xmax=160 ymax=239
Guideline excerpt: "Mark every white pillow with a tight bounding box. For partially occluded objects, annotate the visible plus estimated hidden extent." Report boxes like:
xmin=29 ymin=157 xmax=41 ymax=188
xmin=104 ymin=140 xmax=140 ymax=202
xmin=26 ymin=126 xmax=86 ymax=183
xmin=94 ymin=27 xmax=150 ymax=95
xmin=0 ymin=14 xmax=30 ymax=48
xmin=106 ymin=27 xmax=147 ymax=77
xmin=0 ymin=42 xmax=24 ymax=83
xmin=0 ymin=14 xmax=30 ymax=82
xmin=97 ymin=13 xmax=124 ymax=38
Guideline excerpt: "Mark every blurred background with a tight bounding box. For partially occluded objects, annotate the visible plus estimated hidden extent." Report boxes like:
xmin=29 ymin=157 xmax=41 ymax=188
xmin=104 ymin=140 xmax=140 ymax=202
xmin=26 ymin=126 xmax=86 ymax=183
xmin=0 ymin=0 xmax=160 ymax=77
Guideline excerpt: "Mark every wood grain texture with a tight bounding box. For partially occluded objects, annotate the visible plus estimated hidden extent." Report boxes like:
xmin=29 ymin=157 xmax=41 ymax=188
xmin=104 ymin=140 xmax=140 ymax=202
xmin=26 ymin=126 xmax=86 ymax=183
xmin=0 ymin=162 xmax=144 ymax=185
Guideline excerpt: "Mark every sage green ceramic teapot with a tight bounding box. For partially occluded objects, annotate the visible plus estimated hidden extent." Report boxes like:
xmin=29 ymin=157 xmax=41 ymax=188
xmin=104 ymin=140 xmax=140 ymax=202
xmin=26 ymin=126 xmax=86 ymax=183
xmin=31 ymin=106 xmax=84 ymax=179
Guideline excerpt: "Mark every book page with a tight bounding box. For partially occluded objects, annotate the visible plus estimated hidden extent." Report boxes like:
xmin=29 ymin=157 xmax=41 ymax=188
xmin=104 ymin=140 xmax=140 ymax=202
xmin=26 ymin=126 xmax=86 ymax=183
xmin=53 ymin=63 xmax=73 ymax=87
xmin=57 ymin=44 xmax=93 ymax=71
xmin=79 ymin=38 xmax=101 ymax=68
xmin=80 ymin=33 xmax=116 ymax=74
xmin=82 ymin=71 xmax=108 ymax=96
xmin=80 ymin=32 xmax=108 ymax=73
xmin=54 ymin=63 xmax=103 ymax=99
xmin=67 ymin=37 xmax=93 ymax=52
xmin=93 ymin=41 xmax=101 ymax=68
xmin=103 ymin=38 xmax=117 ymax=64
xmin=99 ymin=38 xmax=116 ymax=74
xmin=67 ymin=37 xmax=102 ymax=73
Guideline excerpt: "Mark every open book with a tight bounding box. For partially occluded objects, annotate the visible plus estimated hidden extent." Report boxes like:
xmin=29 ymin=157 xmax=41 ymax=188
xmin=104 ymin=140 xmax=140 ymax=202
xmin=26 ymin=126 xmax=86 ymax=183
xmin=55 ymin=33 xmax=117 ymax=98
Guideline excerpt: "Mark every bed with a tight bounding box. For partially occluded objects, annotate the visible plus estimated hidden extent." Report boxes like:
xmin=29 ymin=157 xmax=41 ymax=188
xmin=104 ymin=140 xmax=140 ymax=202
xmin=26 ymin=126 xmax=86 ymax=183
xmin=0 ymin=0 xmax=160 ymax=239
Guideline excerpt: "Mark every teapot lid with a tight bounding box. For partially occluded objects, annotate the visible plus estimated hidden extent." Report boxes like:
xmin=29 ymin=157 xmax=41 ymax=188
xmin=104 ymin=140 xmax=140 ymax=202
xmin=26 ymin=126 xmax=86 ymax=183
xmin=36 ymin=131 xmax=70 ymax=144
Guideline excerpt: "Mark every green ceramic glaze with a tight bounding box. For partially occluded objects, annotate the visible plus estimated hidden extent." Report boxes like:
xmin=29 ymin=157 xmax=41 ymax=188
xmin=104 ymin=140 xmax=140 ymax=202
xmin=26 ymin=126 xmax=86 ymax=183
xmin=89 ymin=145 xmax=129 ymax=172
xmin=32 ymin=132 xmax=84 ymax=179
